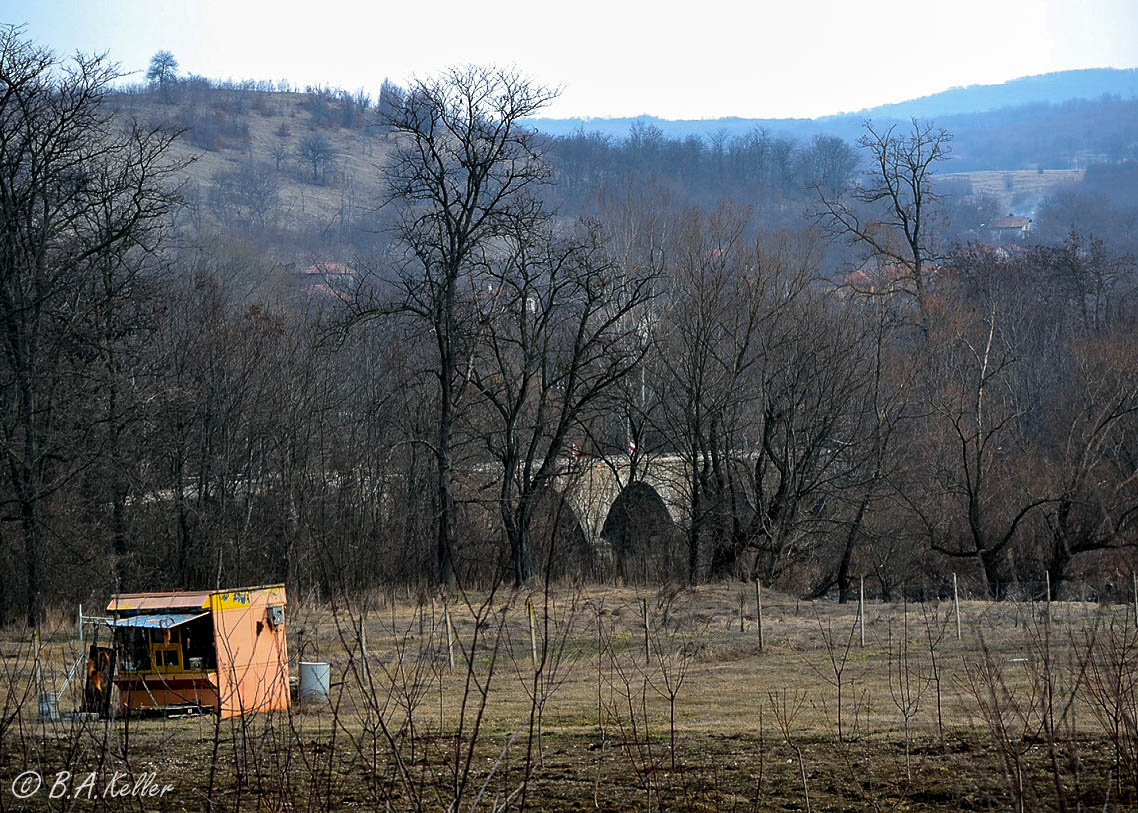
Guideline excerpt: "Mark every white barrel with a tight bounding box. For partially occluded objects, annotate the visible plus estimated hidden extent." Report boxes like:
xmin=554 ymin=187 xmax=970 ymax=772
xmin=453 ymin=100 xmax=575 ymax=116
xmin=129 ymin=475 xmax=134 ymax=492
xmin=298 ymin=662 xmax=330 ymax=703
xmin=38 ymin=693 xmax=59 ymax=721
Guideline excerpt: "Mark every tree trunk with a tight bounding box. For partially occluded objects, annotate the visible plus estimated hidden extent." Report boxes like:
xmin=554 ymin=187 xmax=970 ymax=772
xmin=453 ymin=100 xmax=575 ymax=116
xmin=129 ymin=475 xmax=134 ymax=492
xmin=435 ymin=277 xmax=458 ymax=588
xmin=1046 ymin=542 xmax=1072 ymax=602
xmin=436 ymin=444 xmax=456 ymax=588
xmin=436 ymin=365 xmax=456 ymax=588
xmin=106 ymin=343 xmax=128 ymax=590
xmin=977 ymin=550 xmax=1004 ymax=600
xmin=837 ymin=493 xmax=871 ymax=603
xmin=21 ymin=483 xmax=42 ymax=629
xmin=508 ymin=515 xmax=533 ymax=587
xmin=836 ymin=537 xmax=855 ymax=604
xmin=174 ymin=452 xmax=192 ymax=585
xmin=687 ymin=459 xmax=702 ymax=585
xmin=502 ymin=470 xmax=533 ymax=586
xmin=18 ymin=373 xmax=43 ymax=627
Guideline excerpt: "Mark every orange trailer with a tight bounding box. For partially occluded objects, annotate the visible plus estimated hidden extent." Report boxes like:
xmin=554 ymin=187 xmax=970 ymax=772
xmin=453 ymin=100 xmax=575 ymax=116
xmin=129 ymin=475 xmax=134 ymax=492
xmin=106 ymin=584 xmax=290 ymax=717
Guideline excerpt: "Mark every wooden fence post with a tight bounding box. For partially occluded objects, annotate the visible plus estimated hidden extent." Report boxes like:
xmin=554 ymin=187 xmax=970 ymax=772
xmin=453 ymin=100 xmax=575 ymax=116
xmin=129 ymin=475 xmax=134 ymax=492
xmin=642 ymin=597 xmax=650 ymax=665
xmin=755 ymin=579 xmax=764 ymax=652
xmin=33 ymin=628 xmax=42 ymax=695
xmin=859 ymin=575 xmax=866 ymax=647
xmin=528 ymin=598 xmax=538 ymax=670
xmin=445 ymin=607 xmax=455 ymax=670
xmin=1045 ymin=571 xmax=1052 ymax=628
xmin=360 ymin=614 xmax=370 ymax=681
xmin=953 ymin=573 xmax=962 ymax=642
xmin=1132 ymin=571 xmax=1137 ymax=629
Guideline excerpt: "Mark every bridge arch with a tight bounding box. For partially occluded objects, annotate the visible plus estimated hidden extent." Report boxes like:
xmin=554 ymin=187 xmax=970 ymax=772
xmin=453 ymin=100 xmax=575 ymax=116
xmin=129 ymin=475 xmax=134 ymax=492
xmin=527 ymin=487 xmax=592 ymax=577
xmin=601 ymin=481 xmax=683 ymax=580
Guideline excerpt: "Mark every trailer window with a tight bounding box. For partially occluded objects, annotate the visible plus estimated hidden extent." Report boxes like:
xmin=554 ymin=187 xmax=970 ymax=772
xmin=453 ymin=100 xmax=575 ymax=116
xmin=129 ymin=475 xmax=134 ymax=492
xmin=117 ymin=629 xmax=151 ymax=673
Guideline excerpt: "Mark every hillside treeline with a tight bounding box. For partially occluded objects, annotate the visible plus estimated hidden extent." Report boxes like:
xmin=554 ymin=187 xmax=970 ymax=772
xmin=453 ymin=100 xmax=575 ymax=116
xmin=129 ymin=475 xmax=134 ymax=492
xmin=532 ymin=94 xmax=1138 ymax=173
xmin=2 ymin=30 xmax=1137 ymax=626
xmin=1035 ymin=159 xmax=1138 ymax=257
xmin=544 ymin=126 xmax=858 ymax=216
xmin=543 ymin=98 xmax=1138 ymax=211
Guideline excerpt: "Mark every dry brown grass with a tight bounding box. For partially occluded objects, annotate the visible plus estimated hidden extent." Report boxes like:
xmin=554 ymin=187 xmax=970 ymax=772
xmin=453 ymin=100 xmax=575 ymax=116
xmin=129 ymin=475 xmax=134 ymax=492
xmin=940 ymin=168 xmax=1083 ymax=214
xmin=1 ymin=583 xmax=1134 ymax=810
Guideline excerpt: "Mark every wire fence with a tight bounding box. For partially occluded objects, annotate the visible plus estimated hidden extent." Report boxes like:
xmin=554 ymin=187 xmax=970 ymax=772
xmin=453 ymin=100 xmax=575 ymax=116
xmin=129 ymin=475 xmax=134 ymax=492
xmin=844 ymin=575 xmax=1133 ymax=605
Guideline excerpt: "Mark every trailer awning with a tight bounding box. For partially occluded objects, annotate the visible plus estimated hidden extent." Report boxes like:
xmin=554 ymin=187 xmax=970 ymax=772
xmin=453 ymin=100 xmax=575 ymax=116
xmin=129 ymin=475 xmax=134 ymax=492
xmin=111 ymin=613 xmax=208 ymax=629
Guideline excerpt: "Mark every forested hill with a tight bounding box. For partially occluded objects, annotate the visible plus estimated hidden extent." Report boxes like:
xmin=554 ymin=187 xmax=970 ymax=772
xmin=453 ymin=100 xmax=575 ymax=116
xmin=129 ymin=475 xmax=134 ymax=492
xmin=93 ymin=72 xmax=1138 ymax=255
xmin=843 ymin=67 xmax=1138 ymax=119
xmin=526 ymin=68 xmax=1138 ymax=171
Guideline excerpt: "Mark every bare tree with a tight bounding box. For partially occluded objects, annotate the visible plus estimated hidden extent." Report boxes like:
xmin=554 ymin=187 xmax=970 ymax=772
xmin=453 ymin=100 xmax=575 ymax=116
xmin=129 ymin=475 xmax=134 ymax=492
xmin=146 ymin=50 xmax=178 ymax=101
xmin=270 ymin=122 xmax=291 ymax=170
xmin=904 ymin=295 xmax=1048 ymax=599
xmin=909 ymin=239 xmax=1137 ymax=598
xmin=642 ymin=214 xmax=874 ymax=586
xmin=817 ymin=119 xmax=952 ymax=335
xmin=647 ymin=203 xmax=766 ymax=583
xmin=0 ymin=27 xmax=181 ymax=624
xmin=355 ymin=66 xmax=557 ymax=586
xmin=798 ymin=134 xmax=858 ymax=198
xmin=208 ymin=161 xmax=281 ymax=229
xmin=810 ymin=295 xmax=911 ymax=603
xmin=1011 ymin=238 xmax=1138 ymax=594
xmin=743 ymin=289 xmax=877 ymax=585
xmin=376 ymin=78 xmax=404 ymax=126
xmin=469 ymin=219 xmax=657 ymax=584
xmin=296 ymin=134 xmax=336 ymax=184
xmin=1040 ymin=336 xmax=1138 ymax=596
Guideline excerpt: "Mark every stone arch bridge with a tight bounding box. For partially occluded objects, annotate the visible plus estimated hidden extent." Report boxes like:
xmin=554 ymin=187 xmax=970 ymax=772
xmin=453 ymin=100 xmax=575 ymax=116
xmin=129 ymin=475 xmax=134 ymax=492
xmin=548 ymin=455 xmax=695 ymax=547
xmin=463 ymin=453 xmax=760 ymax=550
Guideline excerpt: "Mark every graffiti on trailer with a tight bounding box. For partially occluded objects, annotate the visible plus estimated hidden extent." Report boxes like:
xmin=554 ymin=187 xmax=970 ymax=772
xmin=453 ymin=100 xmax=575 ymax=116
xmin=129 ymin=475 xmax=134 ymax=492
xmin=220 ymin=591 xmax=251 ymax=606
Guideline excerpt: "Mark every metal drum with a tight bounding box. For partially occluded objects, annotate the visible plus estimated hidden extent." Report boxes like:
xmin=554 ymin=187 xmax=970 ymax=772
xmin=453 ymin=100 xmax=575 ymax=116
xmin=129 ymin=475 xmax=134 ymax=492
xmin=298 ymin=661 xmax=330 ymax=703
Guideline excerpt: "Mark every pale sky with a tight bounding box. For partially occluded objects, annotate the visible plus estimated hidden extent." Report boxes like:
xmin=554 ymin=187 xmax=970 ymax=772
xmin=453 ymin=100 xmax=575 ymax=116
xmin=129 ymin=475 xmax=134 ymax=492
xmin=5 ymin=0 xmax=1138 ymax=119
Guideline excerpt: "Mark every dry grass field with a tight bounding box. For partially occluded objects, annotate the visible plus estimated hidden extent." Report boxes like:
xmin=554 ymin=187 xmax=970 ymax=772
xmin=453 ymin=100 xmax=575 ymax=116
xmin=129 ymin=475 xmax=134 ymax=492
xmin=940 ymin=169 xmax=1083 ymax=214
xmin=3 ymin=583 xmax=1137 ymax=810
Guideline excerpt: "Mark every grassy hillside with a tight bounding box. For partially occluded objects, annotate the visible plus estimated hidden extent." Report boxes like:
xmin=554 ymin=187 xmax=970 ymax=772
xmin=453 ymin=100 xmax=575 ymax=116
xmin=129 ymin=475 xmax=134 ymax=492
xmin=109 ymin=86 xmax=393 ymax=247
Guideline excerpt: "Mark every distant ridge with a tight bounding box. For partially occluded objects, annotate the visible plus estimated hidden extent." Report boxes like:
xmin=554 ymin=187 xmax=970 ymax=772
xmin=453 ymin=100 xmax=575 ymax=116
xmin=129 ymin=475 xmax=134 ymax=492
xmin=525 ymin=68 xmax=1138 ymax=141
xmin=839 ymin=68 xmax=1138 ymax=120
